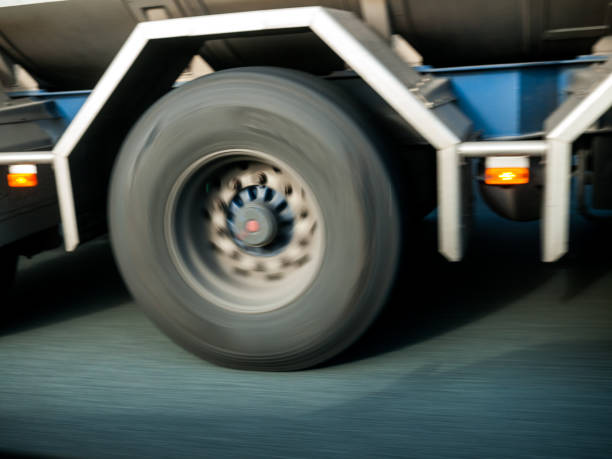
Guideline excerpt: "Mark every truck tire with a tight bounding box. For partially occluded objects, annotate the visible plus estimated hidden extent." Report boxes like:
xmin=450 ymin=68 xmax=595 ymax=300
xmin=109 ymin=67 xmax=400 ymax=370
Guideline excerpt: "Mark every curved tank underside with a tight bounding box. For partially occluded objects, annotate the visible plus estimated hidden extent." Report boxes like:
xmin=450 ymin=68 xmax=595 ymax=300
xmin=0 ymin=0 xmax=610 ymax=89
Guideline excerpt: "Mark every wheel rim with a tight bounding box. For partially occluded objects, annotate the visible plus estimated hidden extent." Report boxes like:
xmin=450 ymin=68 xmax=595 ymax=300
xmin=164 ymin=149 xmax=324 ymax=314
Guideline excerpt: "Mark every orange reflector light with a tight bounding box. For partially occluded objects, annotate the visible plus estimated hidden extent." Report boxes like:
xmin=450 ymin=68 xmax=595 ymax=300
xmin=485 ymin=167 xmax=529 ymax=185
xmin=7 ymin=164 xmax=38 ymax=187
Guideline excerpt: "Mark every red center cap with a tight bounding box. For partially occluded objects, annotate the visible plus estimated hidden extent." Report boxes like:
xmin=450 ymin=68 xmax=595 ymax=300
xmin=245 ymin=219 xmax=260 ymax=233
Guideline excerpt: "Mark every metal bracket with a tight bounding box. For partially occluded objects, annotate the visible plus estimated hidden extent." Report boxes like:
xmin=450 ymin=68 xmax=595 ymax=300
xmin=409 ymin=76 xmax=457 ymax=109
xmin=0 ymin=7 xmax=606 ymax=264
xmin=539 ymin=55 xmax=612 ymax=261
xmin=438 ymin=141 xmax=548 ymax=261
xmin=437 ymin=53 xmax=612 ymax=263
xmin=0 ymin=6 xmax=468 ymax=252
xmin=23 ymin=7 xmax=606 ymax=265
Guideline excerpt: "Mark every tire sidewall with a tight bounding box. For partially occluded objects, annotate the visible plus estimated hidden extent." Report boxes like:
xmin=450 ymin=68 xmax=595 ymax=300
xmin=109 ymin=69 xmax=400 ymax=368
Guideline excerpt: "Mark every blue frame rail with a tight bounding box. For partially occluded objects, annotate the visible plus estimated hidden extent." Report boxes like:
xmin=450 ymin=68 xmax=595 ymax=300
xmin=10 ymin=56 xmax=605 ymax=141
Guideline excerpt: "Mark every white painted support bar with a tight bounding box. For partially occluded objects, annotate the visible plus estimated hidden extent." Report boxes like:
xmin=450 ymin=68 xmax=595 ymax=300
xmin=457 ymin=141 xmax=548 ymax=156
xmin=541 ymin=140 xmax=571 ymax=262
xmin=53 ymin=33 xmax=149 ymax=158
xmin=441 ymin=140 xmax=549 ymax=262
xmin=41 ymin=6 xmax=466 ymax=253
xmin=53 ymin=156 xmax=79 ymax=251
xmin=542 ymin=57 xmax=612 ymax=262
xmin=548 ymin=71 xmax=612 ymax=143
xmin=0 ymin=151 xmax=78 ymax=250
xmin=437 ymin=146 xmax=463 ymax=261
xmin=137 ymin=6 xmax=314 ymax=39
xmin=4 ymin=8 xmax=609 ymax=263
xmin=0 ymin=151 xmax=54 ymax=164
xmin=0 ymin=0 xmax=65 ymax=6
xmin=311 ymin=9 xmax=461 ymax=150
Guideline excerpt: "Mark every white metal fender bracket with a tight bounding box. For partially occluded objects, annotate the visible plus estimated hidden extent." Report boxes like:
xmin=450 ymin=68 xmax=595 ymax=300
xmin=2 ymin=7 xmax=609 ymax=263
xmin=1 ymin=7 xmax=470 ymax=253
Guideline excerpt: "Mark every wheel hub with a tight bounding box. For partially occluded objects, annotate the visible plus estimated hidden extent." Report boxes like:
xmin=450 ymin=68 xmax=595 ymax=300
xmin=226 ymin=184 xmax=293 ymax=255
xmin=233 ymin=202 xmax=278 ymax=247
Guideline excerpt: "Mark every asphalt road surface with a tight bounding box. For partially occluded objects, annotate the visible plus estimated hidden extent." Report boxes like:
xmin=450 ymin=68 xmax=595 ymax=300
xmin=1 ymin=200 xmax=612 ymax=458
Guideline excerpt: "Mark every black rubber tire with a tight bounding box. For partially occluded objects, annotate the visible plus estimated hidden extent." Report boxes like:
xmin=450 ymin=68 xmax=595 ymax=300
xmin=109 ymin=67 xmax=400 ymax=371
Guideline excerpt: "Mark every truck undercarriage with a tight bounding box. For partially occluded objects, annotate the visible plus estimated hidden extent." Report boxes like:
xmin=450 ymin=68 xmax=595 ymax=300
xmin=1 ymin=4 xmax=612 ymax=370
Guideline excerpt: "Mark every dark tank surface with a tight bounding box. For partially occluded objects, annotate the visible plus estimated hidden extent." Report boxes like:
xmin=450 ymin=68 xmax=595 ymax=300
xmin=0 ymin=0 xmax=609 ymax=89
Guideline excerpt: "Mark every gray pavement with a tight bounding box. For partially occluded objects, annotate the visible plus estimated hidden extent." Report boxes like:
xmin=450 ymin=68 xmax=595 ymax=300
xmin=1 ymin=204 xmax=611 ymax=458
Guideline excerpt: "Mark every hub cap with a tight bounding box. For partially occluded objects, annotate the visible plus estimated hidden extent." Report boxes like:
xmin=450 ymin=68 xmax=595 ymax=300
xmin=227 ymin=185 xmax=291 ymax=252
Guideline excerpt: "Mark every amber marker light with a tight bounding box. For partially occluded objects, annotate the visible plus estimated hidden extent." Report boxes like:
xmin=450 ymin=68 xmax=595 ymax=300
xmin=484 ymin=156 xmax=529 ymax=185
xmin=7 ymin=164 xmax=38 ymax=188
xmin=485 ymin=167 xmax=529 ymax=185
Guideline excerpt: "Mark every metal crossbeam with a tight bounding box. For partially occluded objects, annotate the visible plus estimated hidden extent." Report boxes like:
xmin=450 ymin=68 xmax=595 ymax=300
xmin=0 ymin=151 xmax=54 ymax=164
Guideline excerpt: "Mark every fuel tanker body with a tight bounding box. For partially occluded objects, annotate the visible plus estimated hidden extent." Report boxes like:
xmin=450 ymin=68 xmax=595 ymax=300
xmin=0 ymin=0 xmax=610 ymax=89
xmin=1 ymin=1 xmax=612 ymax=371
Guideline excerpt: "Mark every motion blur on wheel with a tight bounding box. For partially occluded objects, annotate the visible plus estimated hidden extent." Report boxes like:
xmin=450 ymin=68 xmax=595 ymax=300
xmin=109 ymin=67 xmax=400 ymax=370
xmin=4 ymin=0 xmax=612 ymax=371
